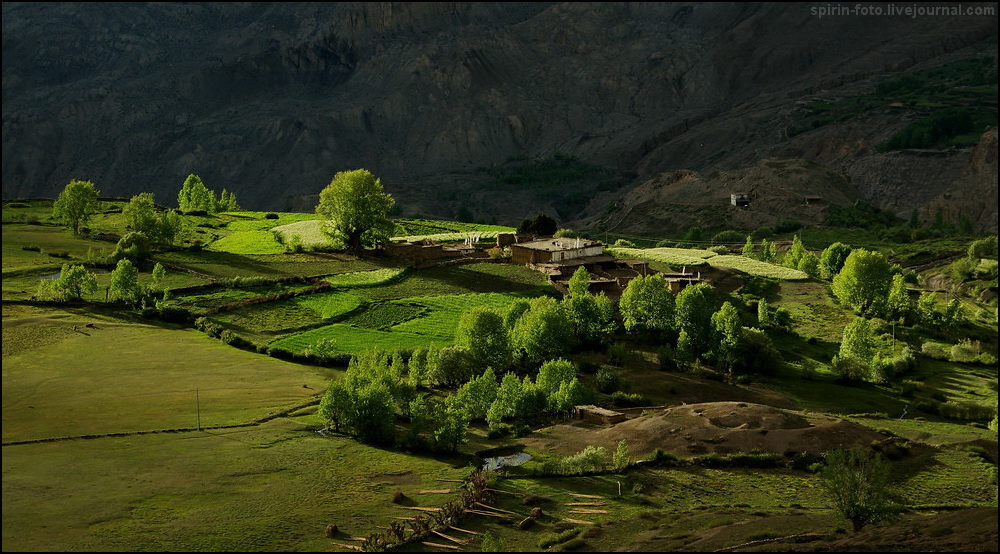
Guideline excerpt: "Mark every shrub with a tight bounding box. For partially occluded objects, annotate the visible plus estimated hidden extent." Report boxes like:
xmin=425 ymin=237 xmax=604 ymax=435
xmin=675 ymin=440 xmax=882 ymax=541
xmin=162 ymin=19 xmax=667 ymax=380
xmin=949 ymin=340 xmax=980 ymax=363
xmin=707 ymin=245 xmax=730 ymax=255
xmin=609 ymin=391 xmax=648 ymax=407
xmin=613 ymin=238 xmax=637 ymax=248
xmin=21 ymin=245 xmax=41 ymax=252
xmin=595 ymin=366 xmax=625 ymax=394
xmin=921 ymin=341 xmax=949 ymax=360
xmin=264 ymin=212 xmax=280 ymax=219
xmin=831 ymin=355 xmax=869 ymax=383
xmin=607 ymin=342 xmax=629 ymax=365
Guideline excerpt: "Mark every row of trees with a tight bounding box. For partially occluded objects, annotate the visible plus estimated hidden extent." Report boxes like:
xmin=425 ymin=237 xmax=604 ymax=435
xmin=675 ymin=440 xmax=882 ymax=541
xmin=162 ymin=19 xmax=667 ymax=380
xmin=37 ymin=261 xmax=168 ymax=304
xmin=51 ymin=175 xmax=239 ymax=237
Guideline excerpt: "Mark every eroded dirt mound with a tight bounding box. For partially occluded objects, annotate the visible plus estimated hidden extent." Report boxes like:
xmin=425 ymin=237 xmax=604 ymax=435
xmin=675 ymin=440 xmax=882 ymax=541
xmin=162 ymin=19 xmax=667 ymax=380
xmin=525 ymin=402 xmax=886 ymax=459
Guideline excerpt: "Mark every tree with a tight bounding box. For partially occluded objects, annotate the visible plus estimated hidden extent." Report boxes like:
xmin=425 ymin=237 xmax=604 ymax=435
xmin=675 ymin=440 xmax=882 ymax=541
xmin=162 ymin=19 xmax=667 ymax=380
xmin=619 ymin=274 xmax=675 ymax=337
xmin=510 ymin=297 xmax=576 ymax=365
xmin=674 ymin=283 xmax=717 ymax=355
xmin=151 ymin=262 xmax=167 ymax=285
xmin=741 ymin=236 xmax=755 ymax=258
xmin=568 ymin=266 xmax=591 ymax=298
xmin=53 ymin=179 xmax=99 ymax=234
xmin=820 ymin=242 xmax=853 ymax=278
xmin=122 ymin=193 xmax=182 ymax=245
xmin=316 ymin=169 xmax=396 ymax=251
xmin=112 ymin=232 xmax=152 ymax=263
xmin=430 ymin=346 xmax=477 ymax=386
xmin=886 ymin=273 xmax=911 ymax=320
xmin=177 ymin=174 xmax=216 ymax=212
xmin=216 ymin=188 xmax=240 ymax=212
xmin=710 ymin=301 xmax=743 ymax=372
xmin=839 ymin=317 xmax=878 ymax=363
xmin=758 ymin=239 xmax=777 ymax=263
xmin=109 ymin=258 xmax=143 ymax=305
xmin=455 ymin=368 xmax=498 ymax=419
xmin=821 ymin=448 xmax=896 ymax=532
xmin=516 ymin=212 xmax=557 ymax=236
xmin=455 ymin=306 xmax=510 ymax=370
xmin=614 ymin=439 xmax=630 ymax=469
xmin=536 ymin=359 xmax=577 ymax=395
xmin=757 ymin=297 xmax=772 ymax=327
xmin=433 ymin=395 xmax=470 ymax=452
xmin=797 ymin=251 xmax=820 ymax=277
xmin=566 ymin=292 xmax=616 ymax=344
xmin=783 ymin=235 xmax=807 ymax=269
xmin=43 ymin=264 xmax=98 ymax=300
xmin=832 ymin=249 xmax=892 ymax=317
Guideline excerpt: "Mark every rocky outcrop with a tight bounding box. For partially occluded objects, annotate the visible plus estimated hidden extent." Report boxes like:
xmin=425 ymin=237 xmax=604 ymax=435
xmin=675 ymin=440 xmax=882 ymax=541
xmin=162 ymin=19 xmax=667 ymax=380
xmin=2 ymin=2 xmax=997 ymax=229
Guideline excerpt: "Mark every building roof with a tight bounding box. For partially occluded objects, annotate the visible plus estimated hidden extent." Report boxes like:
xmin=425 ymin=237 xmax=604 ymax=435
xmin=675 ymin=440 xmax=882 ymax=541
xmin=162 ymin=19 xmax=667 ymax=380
xmin=512 ymin=237 xmax=603 ymax=252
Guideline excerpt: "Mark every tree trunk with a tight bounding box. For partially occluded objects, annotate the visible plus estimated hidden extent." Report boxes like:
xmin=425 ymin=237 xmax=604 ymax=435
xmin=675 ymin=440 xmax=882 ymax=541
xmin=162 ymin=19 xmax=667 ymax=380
xmin=851 ymin=518 xmax=864 ymax=533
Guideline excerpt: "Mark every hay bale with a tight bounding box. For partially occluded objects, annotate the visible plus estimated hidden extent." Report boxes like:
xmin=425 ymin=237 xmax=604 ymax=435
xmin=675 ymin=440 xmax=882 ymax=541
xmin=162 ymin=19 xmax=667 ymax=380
xmin=530 ymin=507 xmax=544 ymax=518
xmin=518 ymin=516 xmax=536 ymax=530
xmin=324 ymin=524 xmax=339 ymax=538
xmin=522 ymin=494 xmax=549 ymax=506
xmin=392 ymin=491 xmax=407 ymax=504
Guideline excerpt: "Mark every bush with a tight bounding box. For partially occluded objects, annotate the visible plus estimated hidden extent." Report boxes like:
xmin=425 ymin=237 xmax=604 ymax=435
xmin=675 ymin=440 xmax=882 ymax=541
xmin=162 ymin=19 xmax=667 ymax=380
xmin=609 ymin=391 xmax=648 ymax=407
xmin=595 ymin=366 xmax=625 ymax=394
xmin=21 ymin=245 xmax=41 ymax=252
xmin=707 ymin=245 xmax=730 ymax=255
xmin=657 ymin=345 xmax=677 ymax=371
xmin=949 ymin=340 xmax=980 ymax=363
xmin=613 ymin=238 xmax=636 ymax=248
xmin=831 ymin=355 xmax=869 ymax=383
xmin=264 ymin=212 xmax=280 ymax=219
xmin=921 ymin=341 xmax=949 ymax=360
xmin=607 ymin=342 xmax=629 ymax=365
xmin=712 ymin=230 xmax=746 ymax=244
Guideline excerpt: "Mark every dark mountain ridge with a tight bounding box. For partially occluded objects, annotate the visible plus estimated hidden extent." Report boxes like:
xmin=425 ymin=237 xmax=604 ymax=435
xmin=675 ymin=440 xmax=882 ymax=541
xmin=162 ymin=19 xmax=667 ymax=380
xmin=3 ymin=2 xmax=997 ymax=231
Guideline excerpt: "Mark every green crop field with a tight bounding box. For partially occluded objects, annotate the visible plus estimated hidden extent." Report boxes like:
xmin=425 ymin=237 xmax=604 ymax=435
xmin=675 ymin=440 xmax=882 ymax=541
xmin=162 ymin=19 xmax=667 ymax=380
xmin=271 ymin=219 xmax=328 ymax=248
xmin=321 ymin=267 xmax=407 ymax=287
xmin=205 ymin=230 xmax=285 ymax=255
xmin=291 ymin=290 xmax=366 ymax=319
xmin=607 ymin=246 xmax=713 ymax=266
xmin=707 ymin=255 xmax=810 ymax=280
xmin=271 ymin=291 xmax=541 ymax=354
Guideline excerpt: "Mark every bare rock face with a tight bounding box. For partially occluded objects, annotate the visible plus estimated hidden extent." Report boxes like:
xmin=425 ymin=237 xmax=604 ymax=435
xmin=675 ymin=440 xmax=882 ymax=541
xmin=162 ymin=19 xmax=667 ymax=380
xmin=2 ymin=2 xmax=997 ymax=228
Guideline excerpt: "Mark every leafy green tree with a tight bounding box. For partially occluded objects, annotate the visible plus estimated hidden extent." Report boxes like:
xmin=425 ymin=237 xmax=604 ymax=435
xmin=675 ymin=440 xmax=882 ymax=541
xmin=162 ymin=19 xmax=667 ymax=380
xmin=503 ymin=299 xmax=530 ymax=329
xmin=151 ymin=262 xmax=167 ymax=286
xmin=44 ymin=264 xmax=98 ymax=300
xmin=216 ymin=189 xmax=240 ymax=212
xmin=565 ymin=290 xmax=616 ymax=344
xmin=757 ymin=297 xmax=772 ymax=327
xmin=741 ymin=236 xmax=755 ymax=258
xmin=52 ymin=179 xmax=99 ymax=234
xmin=548 ymin=378 xmax=587 ymax=413
xmin=318 ymin=380 xmax=352 ymax=433
xmin=109 ymin=258 xmax=143 ymax=305
xmin=351 ymin=381 xmax=397 ymax=445
xmin=536 ymin=359 xmax=577 ymax=395
xmin=710 ymin=301 xmax=743 ymax=372
xmin=758 ymin=239 xmax=777 ymax=263
xmin=674 ymin=283 xmax=717 ymax=355
xmin=619 ymin=274 xmax=675 ymax=336
xmin=112 ymin=232 xmax=152 ymax=263
xmin=568 ymin=266 xmax=591 ymax=298
xmin=832 ymin=249 xmax=892 ymax=317
xmin=820 ymin=242 xmax=853 ymax=278
xmin=886 ymin=273 xmax=911 ymax=320
xmin=455 ymin=306 xmax=510 ymax=370
xmin=455 ymin=368 xmax=498 ymax=420
xmin=839 ymin=317 xmax=878 ymax=363
xmin=433 ymin=395 xmax=470 ymax=452
xmin=177 ymin=174 xmax=216 ymax=212
xmin=123 ymin=193 xmax=182 ymax=244
xmin=487 ymin=372 xmax=524 ymax=428
xmin=430 ymin=345 xmax=477 ymax=386
xmin=783 ymin=235 xmax=807 ymax=269
xmin=510 ymin=297 xmax=576 ymax=365
xmin=316 ymin=169 xmax=395 ymax=252
xmin=614 ymin=439 xmax=630 ymax=469
xmin=797 ymin=250 xmax=820 ymax=277
xmin=941 ymin=298 xmax=965 ymax=330
xmin=821 ymin=448 xmax=896 ymax=532
xmin=517 ymin=212 xmax=557 ymax=236
xmin=734 ymin=327 xmax=783 ymax=375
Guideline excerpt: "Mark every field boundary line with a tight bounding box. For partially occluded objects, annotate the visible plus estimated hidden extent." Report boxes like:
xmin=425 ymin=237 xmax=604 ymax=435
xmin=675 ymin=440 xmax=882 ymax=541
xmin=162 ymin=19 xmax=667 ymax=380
xmin=1 ymin=397 xmax=320 ymax=447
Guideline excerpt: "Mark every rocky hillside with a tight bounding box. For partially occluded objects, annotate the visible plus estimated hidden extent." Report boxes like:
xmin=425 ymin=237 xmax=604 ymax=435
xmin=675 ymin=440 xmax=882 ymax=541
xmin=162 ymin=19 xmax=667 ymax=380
xmin=2 ymin=2 xmax=997 ymax=231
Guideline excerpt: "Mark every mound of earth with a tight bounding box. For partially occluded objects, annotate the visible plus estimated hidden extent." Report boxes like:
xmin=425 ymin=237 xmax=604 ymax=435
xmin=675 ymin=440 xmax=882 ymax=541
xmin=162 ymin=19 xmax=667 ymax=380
xmin=526 ymin=402 xmax=886 ymax=459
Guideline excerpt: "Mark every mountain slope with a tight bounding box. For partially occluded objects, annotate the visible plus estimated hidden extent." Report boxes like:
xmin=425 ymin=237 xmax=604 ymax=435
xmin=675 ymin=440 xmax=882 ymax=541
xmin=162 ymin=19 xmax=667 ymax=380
xmin=2 ymin=2 xmax=997 ymax=230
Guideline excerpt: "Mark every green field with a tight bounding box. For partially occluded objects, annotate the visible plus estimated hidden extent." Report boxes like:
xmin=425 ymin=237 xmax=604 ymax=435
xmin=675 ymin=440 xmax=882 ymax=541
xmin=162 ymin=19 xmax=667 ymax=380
xmin=2 ymin=314 xmax=332 ymax=442
xmin=271 ymin=291 xmax=540 ymax=354
xmin=1 ymin=419 xmax=467 ymax=551
xmin=206 ymin=230 xmax=285 ymax=255
xmin=607 ymin=246 xmax=713 ymax=266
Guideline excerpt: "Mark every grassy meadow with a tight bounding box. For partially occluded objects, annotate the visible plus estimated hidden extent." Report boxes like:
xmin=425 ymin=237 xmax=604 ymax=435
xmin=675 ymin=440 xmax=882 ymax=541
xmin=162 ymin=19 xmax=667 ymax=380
xmin=2 ymin=199 xmax=996 ymax=552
